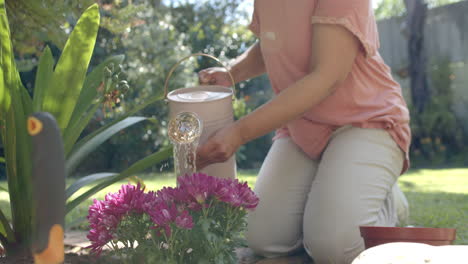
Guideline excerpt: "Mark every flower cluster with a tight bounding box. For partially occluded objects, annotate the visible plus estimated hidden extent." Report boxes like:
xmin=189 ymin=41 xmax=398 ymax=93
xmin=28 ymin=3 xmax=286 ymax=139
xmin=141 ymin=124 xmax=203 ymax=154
xmin=87 ymin=173 xmax=259 ymax=262
xmin=176 ymin=172 xmax=259 ymax=210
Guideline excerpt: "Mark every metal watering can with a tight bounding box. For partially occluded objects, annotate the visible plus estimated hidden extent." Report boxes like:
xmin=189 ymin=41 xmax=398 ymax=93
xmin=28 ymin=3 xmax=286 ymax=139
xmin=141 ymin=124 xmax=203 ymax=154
xmin=165 ymin=53 xmax=237 ymax=179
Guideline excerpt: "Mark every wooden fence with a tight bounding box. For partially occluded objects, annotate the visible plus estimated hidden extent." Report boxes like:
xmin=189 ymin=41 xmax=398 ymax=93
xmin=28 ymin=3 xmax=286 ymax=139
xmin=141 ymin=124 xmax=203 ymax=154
xmin=377 ymin=1 xmax=468 ymax=130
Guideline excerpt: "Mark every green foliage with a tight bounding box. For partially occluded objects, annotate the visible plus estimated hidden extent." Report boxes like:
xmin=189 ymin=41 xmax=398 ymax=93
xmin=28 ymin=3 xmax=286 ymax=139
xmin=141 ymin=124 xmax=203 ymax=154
xmin=0 ymin=3 xmax=172 ymax=254
xmin=375 ymin=0 xmax=407 ymax=19
xmin=375 ymin=0 xmax=464 ymax=20
xmin=42 ymin=4 xmax=100 ymax=131
xmin=409 ymin=58 xmax=468 ymax=167
xmin=74 ymin=0 xmax=270 ymax=172
xmin=5 ymin=0 xmax=94 ymax=55
xmin=66 ymin=146 xmax=172 ymax=213
xmin=165 ymin=1 xmax=272 ymax=169
xmin=0 ymin=0 xmax=34 ymax=250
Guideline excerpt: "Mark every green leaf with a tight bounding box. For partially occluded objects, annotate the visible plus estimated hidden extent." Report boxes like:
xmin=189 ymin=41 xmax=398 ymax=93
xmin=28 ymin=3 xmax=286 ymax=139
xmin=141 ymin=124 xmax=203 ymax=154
xmin=0 ymin=157 xmax=4 ymax=163
xmin=20 ymin=80 xmax=32 ymax=116
xmin=0 ymin=0 xmax=33 ymax=245
xmin=0 ymin=0 xmax=12 ymax=115
xmin=63 ymin=102 xmax=101 ymax=155
xmin=0 ymin=208 xmax=14 ymax=243
xmin=66 ymin=146 xmax=173 ymax=214
xmin=63 ymin=92 xmax=164 ymax=155
xmin=0 ymin=65 xmax=10 ymax=117
xmin=42 ymin=4 xmax=100 ymax=131
xmin=66 ymin=116 xmax=150 ymax=175
xmin=66 ymin=54 xmax=125 ymax=131
xmin=65 ymin=172 xmax=118 ymax=200
xmin=33 ymin=46 xmax=54 ymax=112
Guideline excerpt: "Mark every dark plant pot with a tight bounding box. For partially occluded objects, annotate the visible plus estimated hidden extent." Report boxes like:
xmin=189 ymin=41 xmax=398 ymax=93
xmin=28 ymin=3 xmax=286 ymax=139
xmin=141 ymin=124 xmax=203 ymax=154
xmin=359 ymin=226 xmax=456 ymax=249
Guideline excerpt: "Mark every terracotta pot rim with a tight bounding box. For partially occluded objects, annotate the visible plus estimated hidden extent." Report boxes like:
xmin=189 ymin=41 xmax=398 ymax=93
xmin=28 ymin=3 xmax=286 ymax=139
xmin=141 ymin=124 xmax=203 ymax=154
xmin=359 ymin=226 xmax=457 ymax=241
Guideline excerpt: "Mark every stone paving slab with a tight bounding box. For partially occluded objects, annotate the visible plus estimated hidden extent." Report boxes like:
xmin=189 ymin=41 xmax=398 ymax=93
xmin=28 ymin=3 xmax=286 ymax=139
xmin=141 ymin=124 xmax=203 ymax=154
xmin=64 ymin=231 xmax=91 ymax=249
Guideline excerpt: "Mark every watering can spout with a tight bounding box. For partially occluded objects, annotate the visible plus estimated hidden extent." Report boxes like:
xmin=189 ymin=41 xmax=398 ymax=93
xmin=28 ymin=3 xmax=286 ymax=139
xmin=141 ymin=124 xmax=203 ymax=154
xmin=169 ymin=112 xmax=202 ymax=178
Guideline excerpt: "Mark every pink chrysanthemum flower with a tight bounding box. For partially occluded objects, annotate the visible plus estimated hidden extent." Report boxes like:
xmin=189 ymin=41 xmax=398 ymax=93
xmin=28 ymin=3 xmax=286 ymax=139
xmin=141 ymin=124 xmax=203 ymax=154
xmin=236 ymin=181 xmax=259 ymax=209
xmin=87 ymin=173 xmax=258 ymax=257
xmin=177 ymin=173 xmax=217 ymax=207
xmin=87 ymin=183 xmax=156 ymax=255
xmin=151 ymin=187 xmax=195 ymax=234
xmin=214 ymin=178 xmax=259 ymax=210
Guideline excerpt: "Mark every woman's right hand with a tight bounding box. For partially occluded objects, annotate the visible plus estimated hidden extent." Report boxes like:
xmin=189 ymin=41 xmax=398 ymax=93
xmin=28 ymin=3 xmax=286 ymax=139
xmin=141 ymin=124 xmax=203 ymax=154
xmin=198 ymin=67 xmax=234 ymax=87
xmin=196 ymin=123 xmax=244 ymax=170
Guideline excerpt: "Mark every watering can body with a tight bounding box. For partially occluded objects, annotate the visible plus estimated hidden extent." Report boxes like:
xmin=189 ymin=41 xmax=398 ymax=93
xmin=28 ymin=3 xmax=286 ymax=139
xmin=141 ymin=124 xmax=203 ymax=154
xmin=167 ymin=85 xmax=237 ymax=179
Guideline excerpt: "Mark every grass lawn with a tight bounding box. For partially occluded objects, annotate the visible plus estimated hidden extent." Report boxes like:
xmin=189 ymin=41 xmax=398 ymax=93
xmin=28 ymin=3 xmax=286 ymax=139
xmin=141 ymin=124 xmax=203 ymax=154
xmin=397 ymin=168 xmax=468 ymax=245
xmin=0 ymin=168 xmax=466 ymax=244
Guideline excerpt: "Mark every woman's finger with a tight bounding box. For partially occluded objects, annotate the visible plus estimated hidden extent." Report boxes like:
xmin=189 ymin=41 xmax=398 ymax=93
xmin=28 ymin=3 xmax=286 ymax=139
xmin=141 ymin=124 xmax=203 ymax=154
xmin=198 ymin=71 xmax=209 ymax=83
xmin=196 ymin=145 xmax=212 ymax=169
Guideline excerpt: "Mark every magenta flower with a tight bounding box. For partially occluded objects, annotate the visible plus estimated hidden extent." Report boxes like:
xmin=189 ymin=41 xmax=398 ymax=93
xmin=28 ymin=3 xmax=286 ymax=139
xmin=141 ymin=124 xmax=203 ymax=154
xmin=175 ymin=210 xmax=193 ymax=229
xmin=87 ymin=173 xmax=258 ymax=258
xmin=237 ymin=181 xmax=259 ymax=209
xmin=148 ymin=199 xmax=194 ymax=237
xmin=87 ymin=183 xmax=157 ymax=255
xmin=213 ymin=178 xmax=259 ymax=210
xmin=177 ymin=173 xmax=216 ymax=205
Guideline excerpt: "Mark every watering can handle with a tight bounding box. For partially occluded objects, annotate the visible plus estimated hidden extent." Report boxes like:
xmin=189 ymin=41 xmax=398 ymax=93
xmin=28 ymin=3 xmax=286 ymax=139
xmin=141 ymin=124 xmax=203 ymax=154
xmin=163 ymin=53 xmax=236 ymax=99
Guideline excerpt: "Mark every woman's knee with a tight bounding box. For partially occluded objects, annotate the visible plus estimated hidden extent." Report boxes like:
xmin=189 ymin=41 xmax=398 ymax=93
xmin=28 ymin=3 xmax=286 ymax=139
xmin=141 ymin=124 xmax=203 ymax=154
xmin=246 ymin=214 xmax=303 ymax=258
xmin=303 ymin=227 xmax=364 ymax=264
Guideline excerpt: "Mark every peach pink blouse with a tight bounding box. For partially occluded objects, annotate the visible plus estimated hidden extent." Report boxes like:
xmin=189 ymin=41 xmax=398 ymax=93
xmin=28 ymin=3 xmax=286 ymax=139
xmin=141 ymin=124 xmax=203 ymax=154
xmin=249 ymin=0 xmax=411 ymax=173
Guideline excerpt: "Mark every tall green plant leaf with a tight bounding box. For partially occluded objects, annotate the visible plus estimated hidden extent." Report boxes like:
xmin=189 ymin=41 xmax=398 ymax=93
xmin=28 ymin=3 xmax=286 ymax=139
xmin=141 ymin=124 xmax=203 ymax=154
xmin=66 ymin=54 xmax=125 ymax=130
xmin=42 ymin=4 xmax=100 ymax=131
xmin=0 ymin=0 xmax=32 ymax=244
xmin=66 ymin=116 xmax=151 ymax=175
xmin=19 ymin=78 xmax=32 ymax=115
xmin=65 ymin=172 xmax=118 ymax=200
xmin=0 ymin=0 xmax=11 ymax=115
xmin=66 ymin=146 xmax=172 ymax=213
xmin=32 ymin=46 xmax=54 ymax=112
xmin=0 ymin=157 xmax=4 ymax=163
xmin=63 ymin=103 xmax=101 ymax=155
xmin=0 ymin=208 xmax=14 ymax=243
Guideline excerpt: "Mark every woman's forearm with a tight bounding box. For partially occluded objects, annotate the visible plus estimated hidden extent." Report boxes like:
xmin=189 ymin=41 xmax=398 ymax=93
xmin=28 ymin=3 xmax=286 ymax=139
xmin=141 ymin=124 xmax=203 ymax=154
xmin=236 ymin=70 xmax=337 ymax=144
xmin=229 ymin=42 xmax=266 ymax=83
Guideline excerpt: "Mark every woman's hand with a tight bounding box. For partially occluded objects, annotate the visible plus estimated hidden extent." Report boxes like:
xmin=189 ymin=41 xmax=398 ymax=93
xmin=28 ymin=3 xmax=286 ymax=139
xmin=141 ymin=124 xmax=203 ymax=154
xmin=198 ymin=67 xmax=234 ymax=87
xmin=196 ymin=123 xmax=244 ymax=170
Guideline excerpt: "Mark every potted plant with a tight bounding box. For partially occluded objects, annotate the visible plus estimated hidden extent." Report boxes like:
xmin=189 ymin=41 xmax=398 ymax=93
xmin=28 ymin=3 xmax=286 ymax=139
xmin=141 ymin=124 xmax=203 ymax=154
xmin=86 ymin=173 xmax=259 ymax=263
xmin=359 ymin=226 xmax=456 ymax=249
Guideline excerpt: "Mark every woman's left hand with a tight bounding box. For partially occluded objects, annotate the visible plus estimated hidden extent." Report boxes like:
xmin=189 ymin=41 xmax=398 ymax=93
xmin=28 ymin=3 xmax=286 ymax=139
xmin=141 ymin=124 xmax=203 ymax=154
xmin=196 ymin=123 xmax=244 ymax=170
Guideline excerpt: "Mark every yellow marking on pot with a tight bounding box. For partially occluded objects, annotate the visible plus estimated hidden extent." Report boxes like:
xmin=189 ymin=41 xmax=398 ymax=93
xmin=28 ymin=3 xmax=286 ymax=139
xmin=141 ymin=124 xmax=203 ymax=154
xmin=33 ymin=224 xmax=64 ymax=264
xmin=27 ymin=117 xmax=43 ymax=136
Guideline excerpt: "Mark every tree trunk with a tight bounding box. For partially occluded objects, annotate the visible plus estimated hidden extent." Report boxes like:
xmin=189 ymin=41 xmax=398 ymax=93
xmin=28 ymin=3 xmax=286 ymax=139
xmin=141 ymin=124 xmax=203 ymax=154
xmin=405 ymin=0 xmax=430 ymax=113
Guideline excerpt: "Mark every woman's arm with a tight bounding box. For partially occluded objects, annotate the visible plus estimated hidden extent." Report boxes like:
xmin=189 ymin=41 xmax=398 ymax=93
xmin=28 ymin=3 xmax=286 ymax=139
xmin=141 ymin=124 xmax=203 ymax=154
xmin=199 ymin=42 xmax=266 ymax=86
xmin=237 ymin=24 xmax=360 ymax=143
xmin=196 ymin=23 xmax=360 ymax=169
xmin=229 ymin=42 xmax=266 ymax=83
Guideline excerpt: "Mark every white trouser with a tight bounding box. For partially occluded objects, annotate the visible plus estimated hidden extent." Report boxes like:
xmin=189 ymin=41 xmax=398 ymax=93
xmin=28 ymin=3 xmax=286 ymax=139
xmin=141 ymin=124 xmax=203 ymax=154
xmin=246 ymin=126 xmax=406 ymax=264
